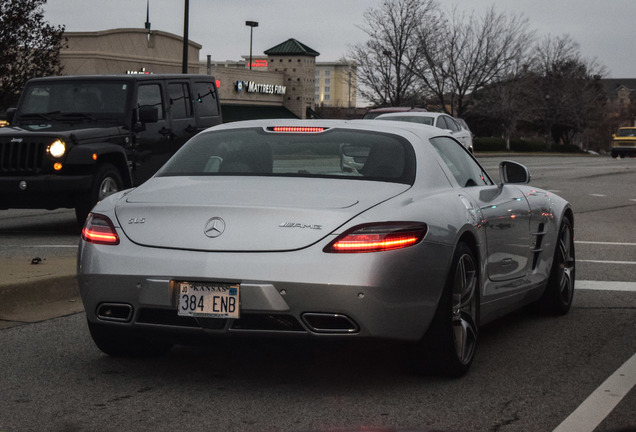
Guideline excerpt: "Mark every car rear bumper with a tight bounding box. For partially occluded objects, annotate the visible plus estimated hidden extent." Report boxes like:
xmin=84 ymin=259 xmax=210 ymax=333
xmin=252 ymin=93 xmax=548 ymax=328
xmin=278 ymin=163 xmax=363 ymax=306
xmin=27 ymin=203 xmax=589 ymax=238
xmin=78 ymin=238 xmax=454 ymax=343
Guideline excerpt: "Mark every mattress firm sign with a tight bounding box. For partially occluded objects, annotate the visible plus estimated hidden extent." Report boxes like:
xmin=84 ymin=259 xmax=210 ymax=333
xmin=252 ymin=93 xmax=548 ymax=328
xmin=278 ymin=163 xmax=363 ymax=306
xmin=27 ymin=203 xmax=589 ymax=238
xmin=236 ymin=80 xmax=286 ymax=95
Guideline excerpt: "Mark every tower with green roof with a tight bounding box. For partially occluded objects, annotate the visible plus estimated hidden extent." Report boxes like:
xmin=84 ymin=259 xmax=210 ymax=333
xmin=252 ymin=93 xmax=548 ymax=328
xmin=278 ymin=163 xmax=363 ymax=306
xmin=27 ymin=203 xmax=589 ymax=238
xmin=265 ymin=38 xmax=319 ymax=119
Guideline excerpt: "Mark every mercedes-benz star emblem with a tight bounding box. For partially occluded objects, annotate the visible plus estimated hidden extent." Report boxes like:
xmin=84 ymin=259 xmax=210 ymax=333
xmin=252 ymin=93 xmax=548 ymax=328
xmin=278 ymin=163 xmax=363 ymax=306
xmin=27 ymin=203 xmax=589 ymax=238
xmin=204 ymin=217 xmax=226 ymax=238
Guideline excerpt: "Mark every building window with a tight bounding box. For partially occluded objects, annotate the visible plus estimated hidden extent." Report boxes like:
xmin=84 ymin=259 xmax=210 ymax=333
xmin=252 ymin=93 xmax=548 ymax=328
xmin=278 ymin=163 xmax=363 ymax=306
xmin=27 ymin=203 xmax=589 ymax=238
xmin=325 ymin=78 xmax=330 ymax=84
xmin=324 ymin=87 xmax=330 ymax=93
xmin=325 ymin=70 xmax=331 ymax=76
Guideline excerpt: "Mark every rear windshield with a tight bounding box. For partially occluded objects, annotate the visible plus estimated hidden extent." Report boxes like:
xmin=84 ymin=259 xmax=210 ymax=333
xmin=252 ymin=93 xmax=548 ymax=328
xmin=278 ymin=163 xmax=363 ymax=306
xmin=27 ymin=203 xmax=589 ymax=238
xmin=18 ymin=80 xmax=130 ymax=120
xmin=157 ymin=127 xmax=416 ymax=184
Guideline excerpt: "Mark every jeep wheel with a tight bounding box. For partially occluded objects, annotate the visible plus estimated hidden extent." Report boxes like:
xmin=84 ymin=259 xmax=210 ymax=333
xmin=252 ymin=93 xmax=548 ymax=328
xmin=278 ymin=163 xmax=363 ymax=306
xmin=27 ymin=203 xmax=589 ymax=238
xmin=76 ymin=163 xmax=123 ymax=224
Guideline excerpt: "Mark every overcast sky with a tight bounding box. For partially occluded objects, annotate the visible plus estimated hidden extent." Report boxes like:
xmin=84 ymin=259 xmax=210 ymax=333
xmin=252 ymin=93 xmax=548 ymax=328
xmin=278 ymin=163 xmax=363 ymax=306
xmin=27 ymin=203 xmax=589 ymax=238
xmin=43 ymin=0 xmax=636 ymax=78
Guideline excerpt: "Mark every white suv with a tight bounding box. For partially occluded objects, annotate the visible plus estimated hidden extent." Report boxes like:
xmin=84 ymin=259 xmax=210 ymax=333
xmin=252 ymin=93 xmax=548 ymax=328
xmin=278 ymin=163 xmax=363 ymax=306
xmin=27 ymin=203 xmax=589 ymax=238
xmin=375 ymin=112 xmax=474 ymax=153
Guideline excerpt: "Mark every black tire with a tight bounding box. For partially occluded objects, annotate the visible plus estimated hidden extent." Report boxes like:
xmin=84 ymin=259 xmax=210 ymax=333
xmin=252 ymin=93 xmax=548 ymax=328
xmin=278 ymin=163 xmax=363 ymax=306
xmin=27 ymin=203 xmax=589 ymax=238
xmin=536 ymin=216 xmax=575 ymax=315
xmin=88 ymin=321 xmax=173 ymax=357
xmin=76 ymin=163 xmax=123 ymax=224
xmin=411 ymin=242 xmax=480 ymax=377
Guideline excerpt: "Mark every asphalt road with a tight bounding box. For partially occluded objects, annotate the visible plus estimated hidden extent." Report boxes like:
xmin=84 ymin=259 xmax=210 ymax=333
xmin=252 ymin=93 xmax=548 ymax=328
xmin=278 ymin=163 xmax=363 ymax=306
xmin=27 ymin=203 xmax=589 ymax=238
xmin=0 ymin=154 xmax=635 ymax=432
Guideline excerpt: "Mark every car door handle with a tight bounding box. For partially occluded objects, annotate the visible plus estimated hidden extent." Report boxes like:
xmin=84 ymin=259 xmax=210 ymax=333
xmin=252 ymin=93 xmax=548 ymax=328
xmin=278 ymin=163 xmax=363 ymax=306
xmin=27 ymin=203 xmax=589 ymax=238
xmin=159 ymin=127 xmax=172 ymax=137
xmin=185 ymin=124 xmax=197 ymax=133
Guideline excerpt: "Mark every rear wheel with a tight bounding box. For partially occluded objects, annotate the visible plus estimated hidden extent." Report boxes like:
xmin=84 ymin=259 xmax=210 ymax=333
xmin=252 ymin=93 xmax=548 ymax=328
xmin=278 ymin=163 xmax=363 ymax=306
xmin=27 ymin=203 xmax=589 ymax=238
xmin=536 ymin=216 xmax=575 ymax=315
xmin=88 ymin=321 xmax=173 ymax=357
xmin=411 ymin=242 xmax=479 ymax=377
xmin=75 ymin=163 xmax=123 ymax=224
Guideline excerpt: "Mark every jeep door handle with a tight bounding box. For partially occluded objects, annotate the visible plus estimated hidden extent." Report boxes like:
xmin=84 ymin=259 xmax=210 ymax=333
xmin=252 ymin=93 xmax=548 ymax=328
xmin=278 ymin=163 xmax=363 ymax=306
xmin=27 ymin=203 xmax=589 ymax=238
xmin=159 ymin=127 xmax=172 ymax=137
xmin=185 ymin=124 xmax=197 ymax=133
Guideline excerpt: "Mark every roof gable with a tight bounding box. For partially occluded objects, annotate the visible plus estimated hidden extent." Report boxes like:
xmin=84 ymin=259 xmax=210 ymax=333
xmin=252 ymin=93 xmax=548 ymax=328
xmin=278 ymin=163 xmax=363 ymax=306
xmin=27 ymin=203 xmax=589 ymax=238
xmin=601 ymin=79 xmax=636 ymax=94
xmin=264 ymin=39 xmax=320 ymax=57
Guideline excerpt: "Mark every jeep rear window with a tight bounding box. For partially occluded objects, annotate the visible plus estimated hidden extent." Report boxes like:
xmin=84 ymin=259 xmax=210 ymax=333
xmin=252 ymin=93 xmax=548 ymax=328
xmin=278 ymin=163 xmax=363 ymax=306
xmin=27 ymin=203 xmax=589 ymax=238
xmin=157 ymin=127 xmax=416 ymax=184
xmin=20 ymin=81 xmax=130 ymax=117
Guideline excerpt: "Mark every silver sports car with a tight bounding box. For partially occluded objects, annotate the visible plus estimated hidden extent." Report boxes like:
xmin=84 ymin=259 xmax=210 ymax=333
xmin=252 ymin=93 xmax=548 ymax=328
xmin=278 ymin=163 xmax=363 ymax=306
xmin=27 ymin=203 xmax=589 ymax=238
xmin=78 ymin=119 xmax=575 ymax=377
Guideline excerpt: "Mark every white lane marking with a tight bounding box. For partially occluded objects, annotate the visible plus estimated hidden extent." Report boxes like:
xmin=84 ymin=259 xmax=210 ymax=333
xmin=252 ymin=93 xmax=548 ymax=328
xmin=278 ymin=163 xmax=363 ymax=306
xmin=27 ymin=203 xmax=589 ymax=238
xmin=1 ymin=245 xmax=77 ymax=248
xmin=577 ymin=280 xmax=636 ymax=292
xmin=552 ymin=352 xmax=636 ymax=432
xmin=578 ymin=259 xmax=636 ymax=265
xmin=576 ymin=241 xmax=636 ymax=246
xmin=589 ymin=193 xmax=608 ymax=197
xmin=28 ymin=245 xmax=77 ymax=248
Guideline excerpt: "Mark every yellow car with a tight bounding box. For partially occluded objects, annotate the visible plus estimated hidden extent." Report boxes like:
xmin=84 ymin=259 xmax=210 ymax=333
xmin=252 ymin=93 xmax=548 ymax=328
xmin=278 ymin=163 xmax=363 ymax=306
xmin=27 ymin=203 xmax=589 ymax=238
xmin=611 ymin=127 xmax=636 ymax=158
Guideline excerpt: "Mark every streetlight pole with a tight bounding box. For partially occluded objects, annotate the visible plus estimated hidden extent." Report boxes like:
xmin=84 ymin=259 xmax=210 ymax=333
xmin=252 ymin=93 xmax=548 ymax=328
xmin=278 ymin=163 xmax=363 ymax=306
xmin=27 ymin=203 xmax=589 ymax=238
xmin=245 ymin=21 xmax=259 ymax=70
xmin=182 ymin=0 xmax=189 ymax=74
xmin=382 ymin=49 xmax=391 ymax=105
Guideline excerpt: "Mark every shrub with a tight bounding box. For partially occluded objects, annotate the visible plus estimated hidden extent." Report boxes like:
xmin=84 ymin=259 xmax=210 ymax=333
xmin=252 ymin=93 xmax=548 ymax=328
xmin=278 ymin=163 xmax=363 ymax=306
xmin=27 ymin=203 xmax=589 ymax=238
xmin=474 ymin=137 xmax=506 ymax=152
xmin=510 ymin=139 xmax=547 ymax=152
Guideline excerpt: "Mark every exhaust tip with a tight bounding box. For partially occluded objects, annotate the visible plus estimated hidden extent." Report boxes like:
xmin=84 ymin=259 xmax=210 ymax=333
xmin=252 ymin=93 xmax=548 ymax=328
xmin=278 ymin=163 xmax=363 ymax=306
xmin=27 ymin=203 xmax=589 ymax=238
xmin=96 ymin=303 xmax=133 ymax=322
xmin=302 ymin=313 xmax=359 ymax=334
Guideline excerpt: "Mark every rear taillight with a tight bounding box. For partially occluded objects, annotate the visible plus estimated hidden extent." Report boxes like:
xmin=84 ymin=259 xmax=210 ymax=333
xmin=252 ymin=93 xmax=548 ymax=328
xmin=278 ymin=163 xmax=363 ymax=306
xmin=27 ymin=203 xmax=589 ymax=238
xmin=324 ymin=223 xmax=427 ymax=253
xmin=82 ymin=213 xmax=120 ymax=245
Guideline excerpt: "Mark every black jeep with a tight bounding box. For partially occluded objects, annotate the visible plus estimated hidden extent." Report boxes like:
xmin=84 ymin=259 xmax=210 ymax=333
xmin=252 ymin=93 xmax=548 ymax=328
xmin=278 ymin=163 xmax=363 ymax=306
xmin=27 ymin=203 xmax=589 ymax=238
xmin=0 ymin=74 xmax=222 ymax=223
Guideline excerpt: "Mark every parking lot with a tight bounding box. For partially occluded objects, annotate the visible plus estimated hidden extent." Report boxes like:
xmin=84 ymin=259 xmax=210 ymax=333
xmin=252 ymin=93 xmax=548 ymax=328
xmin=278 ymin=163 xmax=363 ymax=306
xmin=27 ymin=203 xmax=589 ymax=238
xmin=0 ymin=154 xmax=634 ymax=431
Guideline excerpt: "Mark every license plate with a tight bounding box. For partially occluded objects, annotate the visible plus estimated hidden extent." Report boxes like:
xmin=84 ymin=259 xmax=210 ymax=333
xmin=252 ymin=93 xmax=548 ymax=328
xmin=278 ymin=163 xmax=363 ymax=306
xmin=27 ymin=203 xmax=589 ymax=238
xmin=177 ymin=282 xmax=240 ymax=318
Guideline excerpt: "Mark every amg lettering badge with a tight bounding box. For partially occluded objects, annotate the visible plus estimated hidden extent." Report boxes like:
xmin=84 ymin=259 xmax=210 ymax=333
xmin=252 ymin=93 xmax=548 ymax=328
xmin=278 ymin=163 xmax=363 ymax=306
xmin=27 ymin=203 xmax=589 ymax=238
xmin=279 ymin=222 xmax=322 ymax=230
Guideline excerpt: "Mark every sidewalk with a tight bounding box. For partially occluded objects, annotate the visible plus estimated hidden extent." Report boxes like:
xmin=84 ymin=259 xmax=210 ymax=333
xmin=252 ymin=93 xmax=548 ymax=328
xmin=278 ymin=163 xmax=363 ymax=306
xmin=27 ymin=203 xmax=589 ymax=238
xmin=0 ymin=255 xmax=83 ymax=329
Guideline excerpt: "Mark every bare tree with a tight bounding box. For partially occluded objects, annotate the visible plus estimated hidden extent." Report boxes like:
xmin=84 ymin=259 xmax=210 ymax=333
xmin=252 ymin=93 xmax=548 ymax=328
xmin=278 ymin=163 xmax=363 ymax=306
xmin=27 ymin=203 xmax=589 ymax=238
xmin=528 ymin=35 xmax=607 ymax=148
xmin=471 ymin=71 xmax=535 ymax=150
xmin=347 ymin=0 xmax=441 ymax=107
xmin=0 ymin=0 xmax=65 ymax=111
xmin=413 ymin=6 xmax=534 ymax=118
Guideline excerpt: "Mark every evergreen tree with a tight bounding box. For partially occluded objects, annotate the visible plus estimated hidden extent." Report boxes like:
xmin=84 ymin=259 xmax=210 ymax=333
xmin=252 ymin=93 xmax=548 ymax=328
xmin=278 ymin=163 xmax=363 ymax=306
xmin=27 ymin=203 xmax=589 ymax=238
xmin=0 ymin=0 xmax=65 ymax=111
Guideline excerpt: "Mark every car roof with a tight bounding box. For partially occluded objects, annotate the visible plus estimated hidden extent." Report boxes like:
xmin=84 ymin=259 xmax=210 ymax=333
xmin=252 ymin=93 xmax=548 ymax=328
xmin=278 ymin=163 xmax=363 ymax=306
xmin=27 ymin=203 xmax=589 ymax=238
xmin=375 ymin=112 xmax=446 ymax=119
xmin=365 ymin=107 xmax=427 ymax=113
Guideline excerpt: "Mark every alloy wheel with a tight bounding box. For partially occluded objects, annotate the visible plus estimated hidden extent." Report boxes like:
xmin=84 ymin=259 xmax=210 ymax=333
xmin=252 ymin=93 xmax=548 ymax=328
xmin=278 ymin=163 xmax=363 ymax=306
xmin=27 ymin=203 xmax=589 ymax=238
xmin=451 ymin=253 xmax=478 ymax=365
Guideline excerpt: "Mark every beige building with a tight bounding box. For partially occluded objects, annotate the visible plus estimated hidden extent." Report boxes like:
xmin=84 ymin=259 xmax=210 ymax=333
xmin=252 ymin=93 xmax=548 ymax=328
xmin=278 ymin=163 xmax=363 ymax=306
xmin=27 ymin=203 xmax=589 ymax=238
xmin=315 ymin=62 xmax=357 ymax=108
xmin=58 ymin=29 xmax=356 ymax=119
xmin=60 ymin=28 xmax=201 ymax=75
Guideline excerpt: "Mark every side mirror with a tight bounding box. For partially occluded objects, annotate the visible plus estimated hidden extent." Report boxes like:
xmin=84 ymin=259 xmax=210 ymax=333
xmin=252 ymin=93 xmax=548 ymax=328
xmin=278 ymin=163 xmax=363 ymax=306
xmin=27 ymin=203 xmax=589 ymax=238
xmin=138 ymin=106 xmax=158 ymax=124
xmin=6 ymin=107 xmax=16 ymax=124
xmin=499 ymin=160 xmax=530 ymax=184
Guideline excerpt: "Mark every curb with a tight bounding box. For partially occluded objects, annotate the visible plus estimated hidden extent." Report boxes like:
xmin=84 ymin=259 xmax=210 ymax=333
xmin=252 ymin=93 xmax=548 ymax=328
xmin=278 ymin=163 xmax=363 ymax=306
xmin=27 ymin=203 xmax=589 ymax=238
xmin=0 ymin=274 xmax=78 ymax=310
xmin=0 ymin=256 xmax=80 ymax=325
